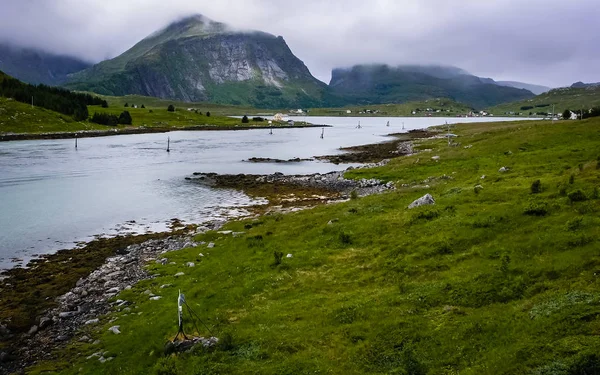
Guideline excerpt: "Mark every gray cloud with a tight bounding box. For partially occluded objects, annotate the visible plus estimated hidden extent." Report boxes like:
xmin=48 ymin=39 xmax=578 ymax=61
xmin=1 ymin=0 xmax=598 ymax=87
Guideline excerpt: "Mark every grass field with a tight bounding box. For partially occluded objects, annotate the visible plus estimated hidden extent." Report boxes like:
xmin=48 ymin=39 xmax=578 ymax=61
xmin=308 ymin=98 xmax=473 ymax=117
xmin=27 ymin=117 xmax=600 ymax=374
xmin=489 ymin=86 xmax=600 ymax=116
xmin=0 ymin=95 xmax=283 ymax=135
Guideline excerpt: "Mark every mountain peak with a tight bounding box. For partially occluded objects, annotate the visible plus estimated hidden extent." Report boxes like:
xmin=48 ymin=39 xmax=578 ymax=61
xmin=147 ymin=14 xmax=227 ymax=41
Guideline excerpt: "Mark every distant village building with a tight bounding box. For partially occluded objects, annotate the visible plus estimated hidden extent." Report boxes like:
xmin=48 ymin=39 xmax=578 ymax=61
xmin=273 ymin=113 xmax=285 ymax=121
xmin=569 ymin=111 xmax=578 ymax=120
xmin=346 ymin=110 xmax=352 ymax=114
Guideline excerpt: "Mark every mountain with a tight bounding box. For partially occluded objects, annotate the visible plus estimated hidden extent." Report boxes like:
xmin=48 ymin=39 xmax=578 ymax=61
xmin=328 ymin=64 xmax=535 ymax=109
xmin=66 ymin=15 xmax=328 ymax=108
xmin=496 ymin=81 xmax=551 ymax=95
xmin=571 ymin=81 xmax=600 ymax=88
xmin=0 ymin=43 xmax=90 ymax=86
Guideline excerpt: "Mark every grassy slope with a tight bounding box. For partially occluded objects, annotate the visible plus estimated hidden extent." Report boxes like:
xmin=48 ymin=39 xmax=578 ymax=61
xmin=32 ymin=118 xmax=600 ymax=374
xmin=0 ymin=97 xmax=109 ymax=133
xmin=0 ymin=94 xmax=279 ymax=135
xmin=489 ymin=86 xmax=600 ymax=115
xmin=308 ymin=98 xmax=473 ymax=117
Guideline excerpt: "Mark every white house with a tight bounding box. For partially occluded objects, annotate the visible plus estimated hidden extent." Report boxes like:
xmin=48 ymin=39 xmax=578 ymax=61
xmin=346 ymin=110 xmax=352 ymax=114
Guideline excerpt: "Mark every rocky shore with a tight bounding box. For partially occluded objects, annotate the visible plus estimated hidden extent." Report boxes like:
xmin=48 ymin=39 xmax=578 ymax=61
xmin=0 ymin=127 xmax=435 ymax=373
xmin=0 ymin=222 xmax=225 ymax=374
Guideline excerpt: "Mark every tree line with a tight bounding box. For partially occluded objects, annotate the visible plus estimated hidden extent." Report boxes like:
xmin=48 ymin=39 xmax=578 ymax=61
xmin=0 ymin=70 xmax=107 ymax=121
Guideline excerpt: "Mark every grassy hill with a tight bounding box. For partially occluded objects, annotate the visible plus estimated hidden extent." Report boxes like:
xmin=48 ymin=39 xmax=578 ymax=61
xmin=308 ymin=98 xmax=473 ymax=117
xmin=29 ymin=117 xmax=600 ymax=374
xmin=489 ymin=85 xmax=600 ymax=116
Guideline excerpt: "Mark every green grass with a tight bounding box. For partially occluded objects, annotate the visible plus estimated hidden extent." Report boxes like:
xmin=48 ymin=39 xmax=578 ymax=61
xmin=0 ymin=95 xmax=292 ymax=135
xmin=0 ymin=97 xmax=110 ymax=133
xmin=489 ymin=86 xmax=600 ymax=116
xmin=30 ymin=118 xmax=600 ymax=374
xmin=308 ymin=98 xmax=473 ymax=117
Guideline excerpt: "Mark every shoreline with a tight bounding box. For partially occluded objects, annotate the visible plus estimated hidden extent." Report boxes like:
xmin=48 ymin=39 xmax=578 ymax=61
xmin=0 ymin=127 xmax=433 ymax=372
xmin=0 ymin=124 xmax=328 ymax=142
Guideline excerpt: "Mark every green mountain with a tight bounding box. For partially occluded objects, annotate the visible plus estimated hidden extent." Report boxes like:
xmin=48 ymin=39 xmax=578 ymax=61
xmin=489 ymin=84 xmax=600 ymax=116
xmin=0 ymin=43 xmax=90 ymax=86
xmin=328 ymin=64 xmax=536 ymax=109
xmin=65 ymin=15 xmax=328 ymax=108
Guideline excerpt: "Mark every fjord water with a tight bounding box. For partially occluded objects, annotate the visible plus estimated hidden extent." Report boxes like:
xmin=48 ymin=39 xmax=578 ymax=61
xmin=0 ymin=116 xmax=524 ymax=269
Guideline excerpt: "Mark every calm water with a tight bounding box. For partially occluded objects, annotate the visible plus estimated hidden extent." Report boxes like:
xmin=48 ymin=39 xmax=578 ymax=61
xmin=0 ymin=116 xmax=526 ymax=269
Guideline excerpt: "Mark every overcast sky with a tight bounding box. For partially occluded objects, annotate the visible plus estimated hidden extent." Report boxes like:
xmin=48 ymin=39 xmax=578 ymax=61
xmin=1 ymin=0 xmax=598 ymax=87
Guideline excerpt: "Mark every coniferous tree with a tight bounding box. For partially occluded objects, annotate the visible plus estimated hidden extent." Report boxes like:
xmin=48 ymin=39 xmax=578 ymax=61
xmin=118 ymin=111 xmax=132 ymax=125
xmin=168 ymin=105 xmax=175 ymax=112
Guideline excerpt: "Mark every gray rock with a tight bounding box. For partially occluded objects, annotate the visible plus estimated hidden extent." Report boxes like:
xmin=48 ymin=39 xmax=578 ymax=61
xmin=79 ymin=335 xmax=90 ymax=342
xmin=108 ymin=326 xmax=121 ymax=334
xmin=105 ymin=287 xmax=120 ymax=294
xmin=0 ymin=351 xmax=8 ymax=363
xmin=186 ymin=262 xmax=195 ymax=267
xmin=286 ymin=254 xmax=293 ymax=258
xmin=160 ymin=284 xmax=172 ymax=289
xmin=431 ymin=156 xmax=440 ymax=161
xmin=207 ymin=242 xmax=215 ymax=249
xmin=499 ymin=167 xmax=509 ymax=173
xmin=174 ymin=272 xmax=185 ymax=277
xmin=38 ymin=317 xmax=52 ymax=330
xmin=149 ymin=296 xmax=162 ymax=301
xmin=156 ymin=258 xmax=168 ymax=265
xmin=55 ymin=335 xmax=69 ymax=342
xmin=58 ymin=311 xmax=77 ymax=319
xmin=408 ymin=194 xmax=436 ymax=209
xmin=85 ymin=319 xmax=99 ymax=325
xmin=27 ymin=325 xmax=38 ymax=335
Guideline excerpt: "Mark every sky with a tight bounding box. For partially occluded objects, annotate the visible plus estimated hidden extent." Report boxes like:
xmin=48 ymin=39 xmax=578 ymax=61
xmin=0 ymin=0 xmax=598 ymax=88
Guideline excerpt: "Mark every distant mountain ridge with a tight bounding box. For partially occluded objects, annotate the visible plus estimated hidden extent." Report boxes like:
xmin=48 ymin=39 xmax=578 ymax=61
xmin=65 ymin=15 xmax=328 ymax=108
xmin=571 ymin=81 xmax=600 ymax=88
xmin=327 ymin=64 xmax=536 ymax=109
xmin=0 ymin=43 xmax=90 ymax=86
xmin=496 ymin=81 xmax=551 ymax=95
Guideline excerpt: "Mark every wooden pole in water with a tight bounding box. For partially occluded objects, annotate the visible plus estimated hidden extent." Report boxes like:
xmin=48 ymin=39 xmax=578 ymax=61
xmin=75 ymin=135 xmax=78 ymax=149
xmin=167 ymin=137 xmax=170 ymax=152
xmin=320 ymin=128 xmax=324 ymax=139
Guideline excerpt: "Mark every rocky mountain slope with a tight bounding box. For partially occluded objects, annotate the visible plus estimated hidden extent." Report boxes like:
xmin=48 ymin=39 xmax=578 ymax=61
xmin=328 ymin=64 xmax=536 ymax=109
xmin=0 ymin=43 xmax=90 ymax=86
xmin=65 ymin=15 xmax=328 ymax=108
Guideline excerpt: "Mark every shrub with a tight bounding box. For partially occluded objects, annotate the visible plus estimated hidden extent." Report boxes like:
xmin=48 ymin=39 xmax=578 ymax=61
xmin=531 ymin=179 xmax=542 ymax=194
xmin=206 ymin=111 xmax=211 ymax=117
xmin=350 ymin=190 xmax=359 ymax=200
xmin=101 ymin=101 xmax=108 ymax=108
xmin=167 ymin=105 xmax=175 ymax=112
xmin=272 ymin=251 xmax=284 ymax=267
xmin=524 ymin=201 xmax=548 ymax=216
xmin=118 ymin=110 xmax=132 ymax=125
xmin=568 ymin=190 xmax=587 ymax=203
xmin=593 ymin=187 xmax=599 ymax=199
xmin=141 ymin=104 xmax=145 ymax=109
xmin=569 ymin=174 xmax=575 ymax=184
xmin=339 ymin=232 xmax=352 ymax=244
xmin=241 ymin=115 xmax=249 ymax=123
xmin=566 ymin=217 xmax=583 ymax=231
xmin=124 ymin=102 xmax=128 ymax=107
xmin=414 ymin=209 xmax=440 ymax=221
xmin=252 ymin=117 xmax=264 ymax=122
xmin=90 ymin=112 xmax=118 ymax=126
